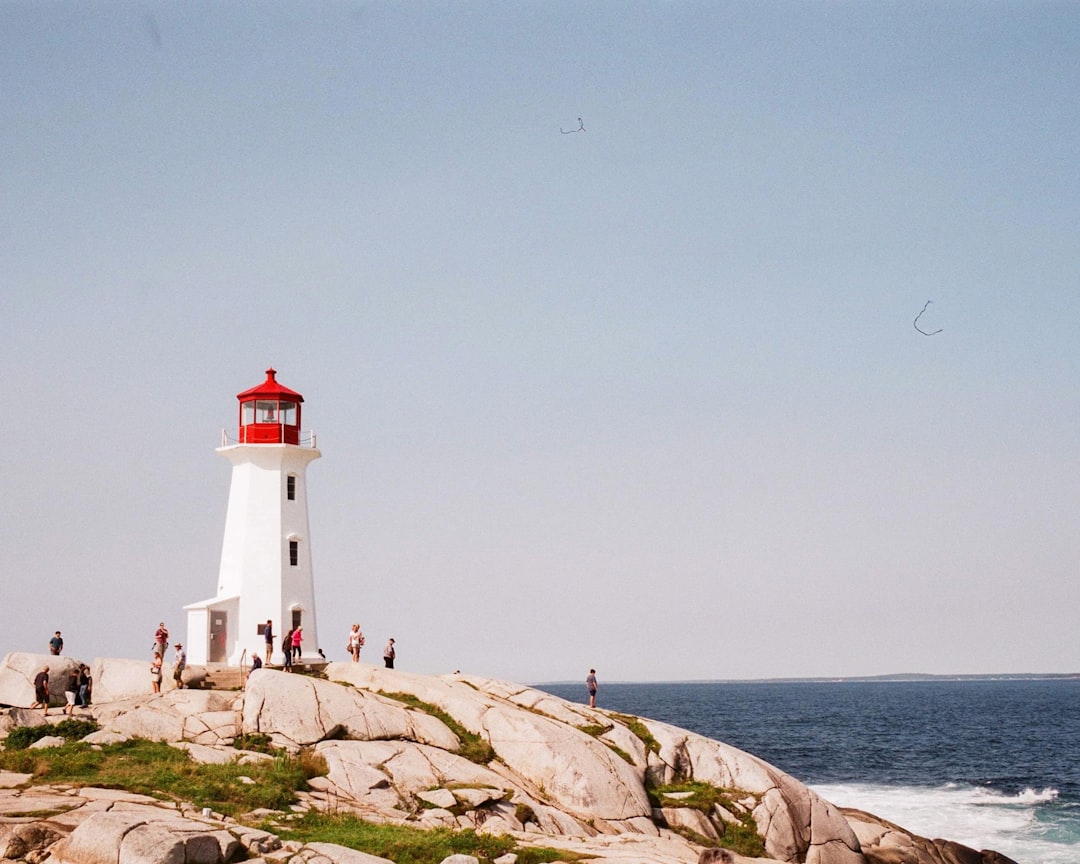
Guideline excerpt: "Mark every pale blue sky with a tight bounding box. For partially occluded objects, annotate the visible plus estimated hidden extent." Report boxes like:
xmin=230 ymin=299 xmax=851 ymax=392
xmin=2 ymin=1 xmax=1078 ymax=681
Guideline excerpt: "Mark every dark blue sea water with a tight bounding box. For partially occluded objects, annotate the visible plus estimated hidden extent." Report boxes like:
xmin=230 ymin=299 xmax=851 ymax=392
xmin=536 ymin=679 xmax=1080 ymax=864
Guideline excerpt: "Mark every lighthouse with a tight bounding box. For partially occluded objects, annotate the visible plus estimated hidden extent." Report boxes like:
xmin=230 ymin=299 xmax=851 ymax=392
xmin=185 ymin=369 xmax=322 ymax=666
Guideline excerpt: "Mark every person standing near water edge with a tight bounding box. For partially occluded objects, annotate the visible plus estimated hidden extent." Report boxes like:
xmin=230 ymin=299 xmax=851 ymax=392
xmin=586 ymin=669 xmax=598 ymax=707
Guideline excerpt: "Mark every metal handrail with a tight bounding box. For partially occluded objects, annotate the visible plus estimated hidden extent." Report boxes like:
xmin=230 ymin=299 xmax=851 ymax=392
xmin=220 ymin=428 xmax=318 ymax=448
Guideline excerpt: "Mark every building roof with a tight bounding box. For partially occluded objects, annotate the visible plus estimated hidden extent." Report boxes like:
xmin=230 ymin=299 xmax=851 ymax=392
xmin=236 ymin=368 xmax=304 ymax=403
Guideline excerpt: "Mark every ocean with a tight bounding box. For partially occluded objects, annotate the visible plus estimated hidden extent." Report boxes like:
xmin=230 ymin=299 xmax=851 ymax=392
xmin=536 ymin=679 xmax=1080 ymax=864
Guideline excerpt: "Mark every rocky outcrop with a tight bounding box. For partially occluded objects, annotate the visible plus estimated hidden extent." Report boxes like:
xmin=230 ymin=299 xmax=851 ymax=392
xmin=0 ymin=653 xmax=1019 ymax=864
xmin=0 ymin=653 xmax=81 ymax=709
xmin=842 ymin=808 xmax=1020 ymax=864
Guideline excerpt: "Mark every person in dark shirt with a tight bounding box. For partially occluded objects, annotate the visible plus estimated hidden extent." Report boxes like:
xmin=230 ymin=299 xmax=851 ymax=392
xmin=31 ymin=666 xmax=50 ymax=714
xmin=48 ymin=631 xmax=63 ymax=655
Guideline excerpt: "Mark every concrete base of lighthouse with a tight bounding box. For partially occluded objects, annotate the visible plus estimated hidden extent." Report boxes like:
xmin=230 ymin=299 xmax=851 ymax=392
xmin=185 ymin=596 xmax=321 ymax=668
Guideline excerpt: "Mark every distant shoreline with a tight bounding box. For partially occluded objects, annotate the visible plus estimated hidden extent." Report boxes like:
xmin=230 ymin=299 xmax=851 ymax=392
xmin=534 ymin=672 xmax=1080 ymax=686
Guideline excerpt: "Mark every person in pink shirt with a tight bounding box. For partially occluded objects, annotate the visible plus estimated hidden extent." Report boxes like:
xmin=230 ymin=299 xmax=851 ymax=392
xmin=291 ymin=626 xmax=303 ymax=662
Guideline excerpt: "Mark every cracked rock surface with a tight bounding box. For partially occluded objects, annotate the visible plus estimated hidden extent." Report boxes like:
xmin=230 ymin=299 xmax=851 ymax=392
xmin=1 ymin=653 xmax=1018 ymax=864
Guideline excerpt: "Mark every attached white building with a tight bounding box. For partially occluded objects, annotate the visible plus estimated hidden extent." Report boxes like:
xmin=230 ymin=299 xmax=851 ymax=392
xmin=185 ymin=368 xmax=322 ymax=666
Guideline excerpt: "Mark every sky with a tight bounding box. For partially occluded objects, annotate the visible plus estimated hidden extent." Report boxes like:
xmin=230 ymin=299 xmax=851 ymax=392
xmin=2 ymin=1 xmax=1078 ymax=683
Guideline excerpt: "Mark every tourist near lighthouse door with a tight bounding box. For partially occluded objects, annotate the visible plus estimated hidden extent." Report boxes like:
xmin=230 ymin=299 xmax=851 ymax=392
xmin=209 ymin=613 xmax=227 ymax=663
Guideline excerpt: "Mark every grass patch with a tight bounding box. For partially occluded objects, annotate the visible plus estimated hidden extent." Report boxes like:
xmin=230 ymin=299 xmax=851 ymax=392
xmin=574 ymin=722 xmax=633 ymax=764
xmin=270 ymin=810 xmax=583 ymax=864
xmin=603 ymin=742 xmax=634 ymax=764
xmin=381 ymin=692 xmax=496 ymax=764
xmin=611 ymin=713 xmax=660 ymax=755
xmin=232 ymin=732 xmax=282 ymax=755
xmin=3 ymin=718 xmax=99 ymax=751
xmin=0 ymin=738 xmax=327 ymax=817
xmin=649 ymin=781 xmax=767 ymax=859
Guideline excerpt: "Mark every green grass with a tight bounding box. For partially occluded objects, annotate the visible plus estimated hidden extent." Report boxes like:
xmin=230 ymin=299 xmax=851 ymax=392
xmin=611 ymin=713 xmax=660 ymax=755
xmin=270 ymin=810 xmax=585 ymax=864
xmin=380 ymin=692 xmax=496 ymax=764
xmin=649 ymin=781 xmax=767 ymax=859
xmin=0 ymin=738 xmax=327 ymax=817
xmin=3 ymin=718 xmax=99 ymax=750
xmin=232 ymin=732 xmax=283 ymax=755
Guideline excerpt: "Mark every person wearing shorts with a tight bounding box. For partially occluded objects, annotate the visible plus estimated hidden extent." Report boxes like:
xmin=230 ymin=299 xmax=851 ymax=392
xmin=31 ymin=666 xmax=49 ymax=714
xmin=64 ymin=669 xmax=80 ymax=714
xmin=586 ymin=669 xmax=598 ymax=708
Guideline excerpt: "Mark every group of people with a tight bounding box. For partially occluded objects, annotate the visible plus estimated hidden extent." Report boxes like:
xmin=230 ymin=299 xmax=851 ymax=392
xmin=345 ymin=624 xmax=396 ymax=668
xmin=30 ymin=662 xmax=92 ymax=715
xmin=151 ymin=622 xmax=186 ymax=692
xmin=144 ymin=619 xmax=400 ymax=685
xmin=251 ymin=620 xmax=309 ymax=673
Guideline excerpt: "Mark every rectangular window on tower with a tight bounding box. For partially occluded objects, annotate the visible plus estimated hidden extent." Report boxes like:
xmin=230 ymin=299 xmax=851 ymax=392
xmin=289 ymin=541 xmax=298 ymax=566
xmin=287 ymin=475 xmax=296 ymax=501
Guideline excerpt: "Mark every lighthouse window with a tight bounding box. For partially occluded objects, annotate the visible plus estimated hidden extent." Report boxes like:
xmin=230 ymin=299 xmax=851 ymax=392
xmin=287 ymin=475 xmax=296 ymax=501
xmin=289 ymin=540 xmax=298 ymax=566
xmin=241 ymin=402 xmax=256 ymax=425
xmin=256 ymin=401 xmax=278 ymax=423
xmin=280 ymin=402 xmax=297 ymax=425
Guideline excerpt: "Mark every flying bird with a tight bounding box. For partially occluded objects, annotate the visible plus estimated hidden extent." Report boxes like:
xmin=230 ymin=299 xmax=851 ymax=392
xmin=913 ymin=300 xmax=942 ymax=336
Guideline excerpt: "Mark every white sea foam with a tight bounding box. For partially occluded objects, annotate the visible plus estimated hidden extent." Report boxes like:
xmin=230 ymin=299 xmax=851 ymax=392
xmin=811 ymin=782 xmax=1078 ymax=864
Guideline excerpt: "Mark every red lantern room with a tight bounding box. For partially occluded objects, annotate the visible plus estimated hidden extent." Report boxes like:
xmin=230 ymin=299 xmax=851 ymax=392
xmin=236 ymin=368 xmax=304 ymax=445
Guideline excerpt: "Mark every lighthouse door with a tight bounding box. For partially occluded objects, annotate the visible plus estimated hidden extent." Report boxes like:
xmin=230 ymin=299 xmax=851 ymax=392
xmin=209 ymin=612 xmax=228 ymax=663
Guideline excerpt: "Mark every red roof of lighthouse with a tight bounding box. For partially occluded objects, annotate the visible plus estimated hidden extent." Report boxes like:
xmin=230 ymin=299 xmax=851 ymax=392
xmin=236 ymin=368 xmax=305 ymax=403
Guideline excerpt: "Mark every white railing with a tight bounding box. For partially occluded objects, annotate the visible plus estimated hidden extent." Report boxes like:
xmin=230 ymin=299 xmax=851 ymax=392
xmin=220 ymin=428 xmax=318 ymax=448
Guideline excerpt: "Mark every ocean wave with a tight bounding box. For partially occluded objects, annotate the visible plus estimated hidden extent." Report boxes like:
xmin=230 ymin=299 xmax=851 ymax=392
xmin=812 ymin=781 xmax=1078 ymax=864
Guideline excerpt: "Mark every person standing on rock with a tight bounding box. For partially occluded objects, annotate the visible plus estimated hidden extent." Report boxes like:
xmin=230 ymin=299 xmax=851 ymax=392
xmin=150 ymin=654 xmax=163 ymax=693
xmin=31 ymin=666 xmax=50 ymax=714
xmin=282 ymin=628 xmax=293 ymax=671
xmin=77 ymin=664 xmax=91 ymax=706
xmin=63 ymin=668 xmax=80 ymax=715
xmin=291 ymin=626 xmax=303 ymax=663
xmin=172 ymin=643 xmax=186 ymax=689
xmin=49 ymin=631 xmax=63 ymax=655
xmin=263 ymin=620 xmax=274 ymax=664
xmin=154 ymin=622 xmax=169 ymax=657
xmin=348 ymin=624 xmax=365 ymax=662
xmin=383 ymin=638 xmax=396 ymax=669
xmin=586 ymin=669 xmax=598 ymax=708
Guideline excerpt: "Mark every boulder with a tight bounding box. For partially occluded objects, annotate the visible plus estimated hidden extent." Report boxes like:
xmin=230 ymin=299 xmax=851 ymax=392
xmin=87 ymin=690 xmax=242 ymax=745
xmin=327 ymin=664 xmax=653 ymax=823
xmin=28 ymin=735 xmax=67 ymax=749
xmin=300 ymin=842 xmax=395 ymax=864
xmin=0 ymin=652 xmax=82 ymax=709
xmin=639 ymin=716 xmax=863 ymax=864
xmin=90 ymin=657 xmax=157 ymax=704
xmin=243 ymin=671 xmax=459 ymax=751
xmin=0 ymin=823 xmax=64 ymax=861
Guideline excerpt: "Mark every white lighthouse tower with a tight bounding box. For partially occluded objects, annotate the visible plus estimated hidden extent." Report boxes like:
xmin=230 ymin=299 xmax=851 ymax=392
xmin=185 ymin=368 xmax=322 ymax=666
